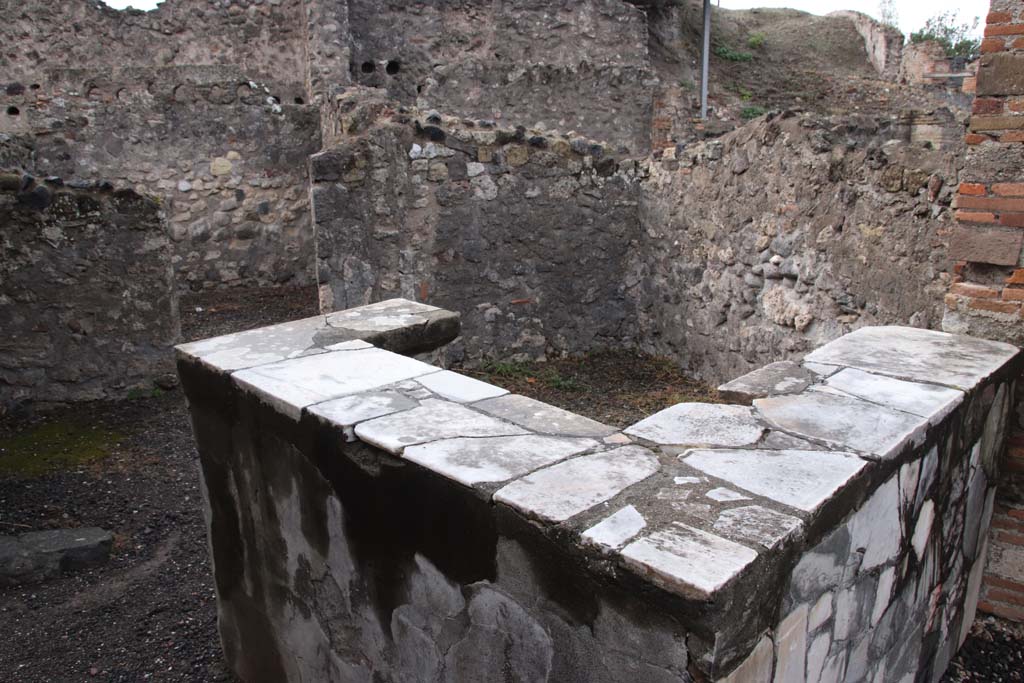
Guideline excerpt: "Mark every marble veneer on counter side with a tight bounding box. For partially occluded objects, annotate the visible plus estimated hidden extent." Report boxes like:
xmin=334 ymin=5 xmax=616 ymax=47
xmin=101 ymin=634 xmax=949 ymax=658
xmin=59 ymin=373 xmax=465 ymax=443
xmin=177 ymin=309 xmax=1021 ymax=683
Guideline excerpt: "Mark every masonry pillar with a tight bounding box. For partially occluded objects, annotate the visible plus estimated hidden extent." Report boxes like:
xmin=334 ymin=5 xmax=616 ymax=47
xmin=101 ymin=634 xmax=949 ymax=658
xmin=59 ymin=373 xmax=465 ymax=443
xmin=943 ymin=0 xmax=1024 ymax=623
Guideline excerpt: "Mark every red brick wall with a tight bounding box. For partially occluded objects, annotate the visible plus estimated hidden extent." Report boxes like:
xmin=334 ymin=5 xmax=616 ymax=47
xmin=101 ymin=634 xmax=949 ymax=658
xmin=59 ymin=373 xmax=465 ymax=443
xmin=946 ymin=0 xmax=1024 ymax=624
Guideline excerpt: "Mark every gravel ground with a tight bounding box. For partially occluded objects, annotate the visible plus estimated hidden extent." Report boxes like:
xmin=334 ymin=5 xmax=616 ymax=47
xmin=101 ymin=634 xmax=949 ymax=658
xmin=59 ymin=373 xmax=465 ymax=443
xmin=1 ymin=285 xmax=1020 ymax=682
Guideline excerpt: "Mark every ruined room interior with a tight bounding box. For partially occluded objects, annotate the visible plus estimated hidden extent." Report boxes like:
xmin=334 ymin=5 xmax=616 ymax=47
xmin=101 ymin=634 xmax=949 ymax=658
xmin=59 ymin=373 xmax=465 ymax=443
xmin=2 ymin=0 xmax=1024 ymax=681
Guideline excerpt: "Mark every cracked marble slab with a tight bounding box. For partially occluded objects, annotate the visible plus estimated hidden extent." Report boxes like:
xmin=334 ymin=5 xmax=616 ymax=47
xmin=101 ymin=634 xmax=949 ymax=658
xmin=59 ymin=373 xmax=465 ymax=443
xmin=803 ymin=325 xmax=1018 ymax=389
xmin=621 ymin=523 xmax=758 ymax=599
xmin=682 ymin=448 xmax=866 ymax=512
xmin=402 ymin=434 xmax=597 ymax=486
xmin=474 ymin=394 xmax=617 ymax=438
xmin=713 ymin=505 xmax=803 ymax=550
xmin=820 ymin=368 xmax=963 ymax=420
xmin=232 ymin=347 xmax=440 ymax=420
xmin=494 ymin=446 xmax=660 ymax=523
xmin=355 ymin=398 xmax=527 ymax=454
xmin=623 ymin=403 xmax=763 ymax=447
xmin=755 ymin=391 xmax=928 ymax=460
xmin=416 ymin=370 xmax=508 ymax=403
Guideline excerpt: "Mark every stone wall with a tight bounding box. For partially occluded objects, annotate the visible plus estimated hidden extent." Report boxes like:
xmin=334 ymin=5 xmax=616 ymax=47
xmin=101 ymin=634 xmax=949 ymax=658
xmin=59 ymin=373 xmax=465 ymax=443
xmin=177 ymin=301 xmax=1020 ymax=682
xmin=832 ymin=11 xmax=905 ymax=80
xmin=638 ymin=110 xmax=963 ymax=383
xmin=1 ymin=68 xmax=320 ymax=289
xmin=942 ymin=0 xmax=1024 ymax=625
xmin=311 ymin=106 xmax=645 ymax=363
xmin=0 ymin=174 xmax=179 ymax=412
xmin=344 ymin=0 xmax=660 ymax=155
xmin=0 ymin=0 xmax=308 ymax=85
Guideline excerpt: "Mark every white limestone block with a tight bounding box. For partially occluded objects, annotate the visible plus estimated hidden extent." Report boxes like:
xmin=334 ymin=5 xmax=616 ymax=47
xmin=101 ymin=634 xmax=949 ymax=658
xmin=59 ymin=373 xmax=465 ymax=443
xmin=581 ymin=505 xmax=647 ymax=550
xmin=683 ymin=449 xmax=866 ymax=512
xmin=402 ymin=434 xmax=597 ymax=486
xmin=912 ymin=500 xmax=934 ymax=560
xmin=756 ymin=390 xmax=927 ymax=460
xmin=494 ymin=446 xmax=659 ymax=523
xmin=806 ymin=632 xmax=831 ymax=683
xmin=416 ymin=370 xmax=508 ymax=403
xmin=233 ymin=347 xmax=440 ymax=420
xmin=848 ymin=475 xmax=902 ymax=571
xmin=822 ymin=368 xmax=964 ymax=419
xmin=624 ymin=403 xmax=763 ymax=447
xmin=718 ymin=635 xmax=774 ymax=683
xmin=871 ymin=566 xmax=895 ymax=626
xmin=713 ymin=505 xmax=802 ymax=550
xmin=355 ymin=399 xmax=527 ymax=454
xmin=808 ymin=592 xmax=833 ymax=632
xmin=774 ymin=604 xmax=808 ymax=683
xmin=803 ymin=325 xmax=1018 ymax=390
xmin=621 ymin=523 xmax=758 ymax=599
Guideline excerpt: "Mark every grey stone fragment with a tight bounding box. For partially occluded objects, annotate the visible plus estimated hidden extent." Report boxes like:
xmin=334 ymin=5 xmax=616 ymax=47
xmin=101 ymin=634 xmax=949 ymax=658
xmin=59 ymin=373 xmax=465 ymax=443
xmin=624 ymin=403 xmax=763 ymax=447
xmin=21 ymin=527 xmax=113 ymax=570
xmin=1 ymin=527 xmax=112 ymax=586
xmin=474 ymin=394 xmax=617 ymax=437
xmin=717 ymin=361 xmax=817 ymax=404
xmin=803 ymin=325 xmax=1018 ymax=390
xmin=755 ymin=391 xmax=927 ymax=460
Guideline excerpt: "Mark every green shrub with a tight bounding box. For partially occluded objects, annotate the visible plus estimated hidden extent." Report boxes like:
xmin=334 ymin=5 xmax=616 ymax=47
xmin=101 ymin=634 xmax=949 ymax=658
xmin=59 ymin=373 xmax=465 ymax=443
xmin=713 ymin=45 xmax=754 ymax=62
xmin=740 ymin=105 xmax=767 ymax=120
xmin=747 ymin=33 xmax=766 ymax=49
xmin=910 ymin=11 xmax=980 ymax=60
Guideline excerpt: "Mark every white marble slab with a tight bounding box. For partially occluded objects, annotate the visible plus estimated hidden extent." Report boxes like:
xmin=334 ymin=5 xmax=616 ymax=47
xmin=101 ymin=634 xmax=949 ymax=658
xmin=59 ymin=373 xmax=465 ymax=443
xmin=822 ymin=368 xmax=963 ymax=420
xmin=803 ymin=325 xmax=1018 ymax=389
xmin=308 ymin=391 xmax=418 ymax=432
xmin=755 ymin=391 xmax=928 ymax=460
xmin=177 ymin=314 xmax=333 ymax=372
xmin=232 ymin=347 xmax=440 ymax=420
xmin=682 ymin=448 xmax=866 ymax=512
xmin=416 ymin=370 xmax=508 ymax=403
xmin=713 ymin=505 xmax=803 ymax=549
xmin=581 ymin=505 xmax=647 ymax=550
xmin=493 ymin=446 xmax=660 ymax=522
xmin=475 ymin=394 xmax=617 ymax=437
xmin=621 ymin=523 xmax=758 ymax=599
xmin=624 ymin=403 xmax=764 ymax=447
xmin=354 ymin=399 xmax=527 ymax=454
xmin=706 ymin=487 xmax=751 ymax=502
xmin=402 ymin=434 xmax=597 ymax=486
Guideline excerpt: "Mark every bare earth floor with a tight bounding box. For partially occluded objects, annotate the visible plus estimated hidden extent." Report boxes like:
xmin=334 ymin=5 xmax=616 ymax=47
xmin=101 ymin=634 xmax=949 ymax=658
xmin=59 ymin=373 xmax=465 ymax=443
xmin=0 ymin=286 xmax=1020 ymax=682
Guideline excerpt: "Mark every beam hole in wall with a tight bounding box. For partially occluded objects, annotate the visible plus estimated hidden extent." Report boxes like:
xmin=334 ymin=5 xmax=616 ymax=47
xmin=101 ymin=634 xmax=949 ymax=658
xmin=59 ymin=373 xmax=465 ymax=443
xmin=6 ymin=106 xmax=20 ymax=116
xmin=361 ymin=61 xmax=376 ymax=74
xmin=30 ymin=84 xmax=40 ymax=90
xmin=386 ymin=61 xmax=400 ymax=75
xmin=294 ymin=97 xmax=305 ymax=105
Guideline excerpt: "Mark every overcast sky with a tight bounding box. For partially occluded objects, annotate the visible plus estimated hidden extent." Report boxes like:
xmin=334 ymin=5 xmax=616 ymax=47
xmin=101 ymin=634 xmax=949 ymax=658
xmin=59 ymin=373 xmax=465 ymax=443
xmin=101 ymin=0 xmax=988 ymax=37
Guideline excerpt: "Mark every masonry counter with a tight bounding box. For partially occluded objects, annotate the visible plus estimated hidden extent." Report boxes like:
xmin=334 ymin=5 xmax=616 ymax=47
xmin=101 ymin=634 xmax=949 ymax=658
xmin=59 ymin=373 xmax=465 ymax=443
xmin=176 ymin=299 xmax=1020 ymax=683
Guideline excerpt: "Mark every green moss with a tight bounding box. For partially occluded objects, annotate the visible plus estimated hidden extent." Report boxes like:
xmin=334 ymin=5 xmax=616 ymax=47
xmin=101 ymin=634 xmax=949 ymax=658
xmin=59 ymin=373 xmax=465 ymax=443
xmin=0 ymin=418 xmax=122 ymax=478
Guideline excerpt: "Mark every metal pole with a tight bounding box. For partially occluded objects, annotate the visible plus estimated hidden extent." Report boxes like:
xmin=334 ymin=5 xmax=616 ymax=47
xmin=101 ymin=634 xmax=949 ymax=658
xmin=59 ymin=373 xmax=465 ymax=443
xmin=701 ymin=0 xmax=711 ymax=120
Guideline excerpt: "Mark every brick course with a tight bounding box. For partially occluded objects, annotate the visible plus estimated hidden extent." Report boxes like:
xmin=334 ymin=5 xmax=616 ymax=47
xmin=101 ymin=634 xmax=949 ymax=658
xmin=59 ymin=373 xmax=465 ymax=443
xmin=946 ymin=1 xmax=1024 ymax=624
